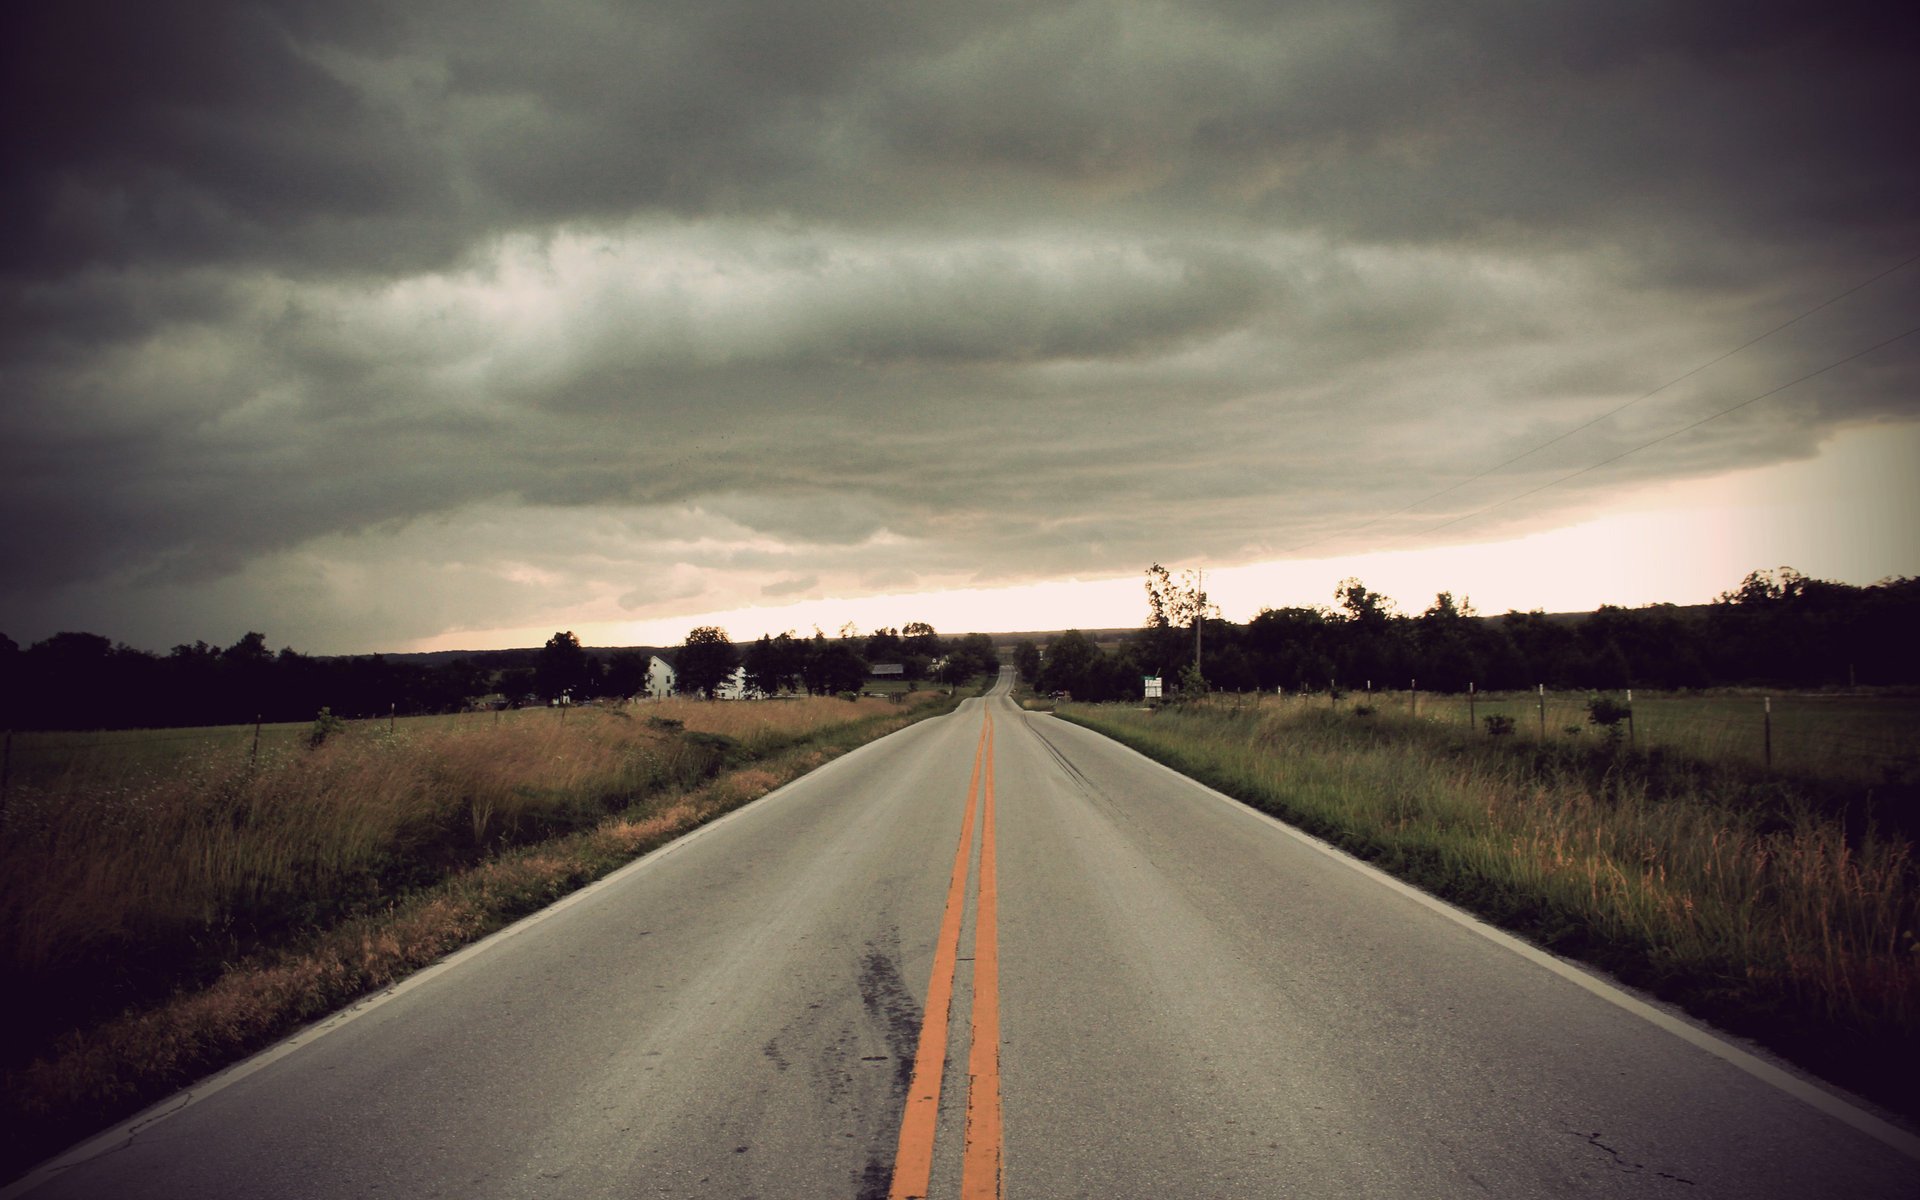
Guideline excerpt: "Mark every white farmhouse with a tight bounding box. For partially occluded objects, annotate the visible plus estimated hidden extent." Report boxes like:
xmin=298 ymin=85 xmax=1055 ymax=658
xmin=713 ymin=665 xmax=762 ymax=701
xmin=645 ymin=654 xmax=677 ymax=700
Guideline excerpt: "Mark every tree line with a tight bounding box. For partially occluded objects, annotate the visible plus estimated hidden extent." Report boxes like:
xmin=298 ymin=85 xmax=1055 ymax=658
xmin=0 ymin=621 xmax=1003 ymax=732
xmin=677 ymin=624 xmax=1001 ymax=699
xmin=1024 ymin=566 xmax=1920 ymax=702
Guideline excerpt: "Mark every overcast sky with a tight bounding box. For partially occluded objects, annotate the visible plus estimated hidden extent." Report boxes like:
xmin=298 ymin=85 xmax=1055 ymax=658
xmin=4 ymin=1 xmax=1917 ymax=654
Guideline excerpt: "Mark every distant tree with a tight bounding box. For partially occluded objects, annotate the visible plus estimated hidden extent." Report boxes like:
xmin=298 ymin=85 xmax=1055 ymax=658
xmin=1038 ymin=630 xmax=1101 ymax=696
xmin=604 ymin=650 xmax=649 ymax=699
xmin=767 ymin=631 xmax=808 ymax=693
xmin=902 ymin=621 xmax=943 ymax=657
xmin=864 ymin=626 xmax=904 ymax=664
xmin=1012 ymin=639 xmax=1041 ymax=683
xmin=677 ymin=627 xmax=738 ymax=699
xmin=1335 ymin=578 xmax=1392 ymax=627
xmin=535 ymin=631 xmax=592 ymax=701
xmin=1416 ymin=593 xmax=1479 ymax=692
xmin=940 ymin=633 xmax=1000 ymax=685
xmin=807 ymin=638 xmax=868 ymax=694
xmin=1141 ymin=563 xmax=1213 ymax=678
xmin=1243 ymin=605 xmax=1331 ymax=691
xmin=1144 ymin=563 xmax=1208 ymax=630
xmin=497 ymin=666 xmax=537 ymax=705
xmin=743 ymin=635 xmax=784 ymax=697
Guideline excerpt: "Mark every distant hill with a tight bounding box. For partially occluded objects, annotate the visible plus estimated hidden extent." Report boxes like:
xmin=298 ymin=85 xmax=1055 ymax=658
xmin=363 ymin=611 xmax=1695 ymax=664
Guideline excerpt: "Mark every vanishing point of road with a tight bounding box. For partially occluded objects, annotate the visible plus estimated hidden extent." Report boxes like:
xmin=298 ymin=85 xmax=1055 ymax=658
xmin=11 ymin=669 xmax=1918 ymax=1198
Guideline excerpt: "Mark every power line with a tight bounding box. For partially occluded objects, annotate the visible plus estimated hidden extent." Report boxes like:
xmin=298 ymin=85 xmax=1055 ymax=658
xmin=1420 ymin=321 xmax=1920 ymax=536
xmin=1278 ymin=248 xmax=1920 ymax=556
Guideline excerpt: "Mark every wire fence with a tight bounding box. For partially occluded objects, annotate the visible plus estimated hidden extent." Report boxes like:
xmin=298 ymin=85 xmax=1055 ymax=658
xmin=1256 ymin=687 xmax=1920 ymax=786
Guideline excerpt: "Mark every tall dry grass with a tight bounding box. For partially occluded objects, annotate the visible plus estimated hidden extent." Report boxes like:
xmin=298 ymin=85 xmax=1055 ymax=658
xmin=0 ymin=694 xmax=935 ymax=1067
xmin=1061 ymin=698 xmax=1919 ymax=1113
xmin=1 ymin=691 xmax=959 ymax=1179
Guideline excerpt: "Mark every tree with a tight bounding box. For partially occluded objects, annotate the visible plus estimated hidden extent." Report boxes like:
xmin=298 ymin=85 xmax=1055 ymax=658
xmin=1141 ymin=563 xmax=1213 ymax=676
xmin=1038 ymin=630 xmax=1101 ymax=697
xmin=902 ymin=621 xmax=943 ymax=657
xmin=940 ymin=633 xmax=1000 ymax=685
xmin=1335 ymin=578 xmax=1391 ymax=626
xmin=535 ymin=631 xmax=592 ymax=701
xmin=1416 ymin=593 xmax=1479 ymax=692
xmin=605 ymin=650 xmax=649 ymax=699
xmin=676 ymin=627 xmax=738 ymax=699
xmin=497 ymin=666 xmax=536 ymax=705
xmin=743 ymin=634 xmax=804 ymax=697
xmin=1013 ymin=639 xmax=1041 ymax=683
xmin=864 ymin=627 xmax=904 ymax=664
xmin=807 ymin=638 xmax=868 ymax=694
xmin=768 ymin=631 xmax=808 ymax=693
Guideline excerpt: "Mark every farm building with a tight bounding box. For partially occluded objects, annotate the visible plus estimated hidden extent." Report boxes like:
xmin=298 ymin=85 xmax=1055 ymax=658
xmin=713 ymin=665 xmax=762 ymax=701
xmin=645 ymin=655 xmax=676 ymax=700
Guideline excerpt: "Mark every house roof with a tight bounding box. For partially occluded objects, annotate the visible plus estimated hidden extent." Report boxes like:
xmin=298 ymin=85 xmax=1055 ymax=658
xmin=870 ymin=663 xmax=905 ymax=675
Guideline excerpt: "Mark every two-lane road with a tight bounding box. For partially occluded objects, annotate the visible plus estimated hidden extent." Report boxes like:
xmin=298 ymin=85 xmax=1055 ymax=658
xmin=13 ymin=671 xmax=1918 ymax=1197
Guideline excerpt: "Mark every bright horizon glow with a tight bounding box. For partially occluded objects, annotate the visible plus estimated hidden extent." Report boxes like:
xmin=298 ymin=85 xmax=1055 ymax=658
xmin=406 ymin=421 xmax=1919 ymax=652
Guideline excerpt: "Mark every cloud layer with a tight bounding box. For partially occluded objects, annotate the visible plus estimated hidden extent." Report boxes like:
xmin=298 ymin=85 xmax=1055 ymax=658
xmin=3 ymin=1 xmax=1916 ymax=650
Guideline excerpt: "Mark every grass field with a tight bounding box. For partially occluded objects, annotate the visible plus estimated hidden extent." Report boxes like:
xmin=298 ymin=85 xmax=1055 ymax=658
xmin=1058 ymin=694 xmax=1920 ymax=1118
xmin=0 ymin=690 xmax=963 ymax=1178
xmin=1266 ymin=688 xmax=1920 ymax=788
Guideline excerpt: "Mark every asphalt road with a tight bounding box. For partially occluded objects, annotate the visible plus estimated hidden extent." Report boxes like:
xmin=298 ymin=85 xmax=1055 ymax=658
xmin=12 ymin=670 xmax=1918 ymax=1198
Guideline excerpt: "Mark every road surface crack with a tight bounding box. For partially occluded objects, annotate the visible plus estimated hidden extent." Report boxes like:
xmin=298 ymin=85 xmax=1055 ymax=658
xmin=1581 ymin=1130 xmax=1697 ymax=1186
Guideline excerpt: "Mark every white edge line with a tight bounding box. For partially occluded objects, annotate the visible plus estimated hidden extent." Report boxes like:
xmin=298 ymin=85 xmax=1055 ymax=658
xmin=1042 ymin=711 xmax=1920 ymax=1163
xmin=1 ymin=707 xmax=963 ymax=1198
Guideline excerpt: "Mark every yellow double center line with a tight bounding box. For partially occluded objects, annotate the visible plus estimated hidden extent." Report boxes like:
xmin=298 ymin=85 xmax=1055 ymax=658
xmin=889 ymin=707 xmax=1002 ymax=1200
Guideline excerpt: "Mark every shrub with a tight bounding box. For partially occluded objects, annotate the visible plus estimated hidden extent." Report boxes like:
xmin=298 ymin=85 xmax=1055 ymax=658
xmin=308 ymin=707 xmax=347 ymax=748
xmin=1586 ymin=694 xmax=1632 ymax=728
xmin=1586 ymin=694 xmax=1633 ymax=746
xmin=1484 ymin=714 xmax=1516 ymax=738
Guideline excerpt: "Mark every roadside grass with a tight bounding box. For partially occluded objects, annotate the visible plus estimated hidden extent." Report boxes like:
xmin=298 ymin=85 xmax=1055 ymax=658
xmin=1399 ymin=689 xmax=1920 ymax=787
xmin=0 ymin=691 xmax=964 ymax=1180
xmin=1056 ymin=697 xmax=1920 ymax=1118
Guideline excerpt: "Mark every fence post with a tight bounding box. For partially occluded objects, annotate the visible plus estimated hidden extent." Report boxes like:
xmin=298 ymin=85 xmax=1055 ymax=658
xmin=389 ymin=702 xmax=396 ymax=735
xmin=1468 ymin=682 xmax=1476 ymax=732
xmin=1626 ymin=688 xmax=1634 ymax=747
xmin=250 ymin=714 xmax=262 ymax=767
xmin=1764 ymin=696 xmax=1773 ymax=768
xmin=1330 ymin=679 xmax=1336 ymax=709
xmin=1538 ymin=684 xmax=1547 ymax=741
xmin=1410 ymin=679 xmax=1417 ymax=718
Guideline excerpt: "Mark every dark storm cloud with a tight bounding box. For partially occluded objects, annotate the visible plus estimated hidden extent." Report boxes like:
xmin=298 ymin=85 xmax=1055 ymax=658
xmin=2 ymin=0 xmax=1916 ymax=651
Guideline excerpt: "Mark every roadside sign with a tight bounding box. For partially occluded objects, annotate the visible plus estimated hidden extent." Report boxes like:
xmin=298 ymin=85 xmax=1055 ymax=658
xmin=1143 ymin=676 xmax=1162 ymax=699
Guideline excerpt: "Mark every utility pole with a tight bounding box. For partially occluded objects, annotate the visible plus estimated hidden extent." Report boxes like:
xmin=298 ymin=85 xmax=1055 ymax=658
xmin=1193 ymin=568 xmax=1204 ymax=679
